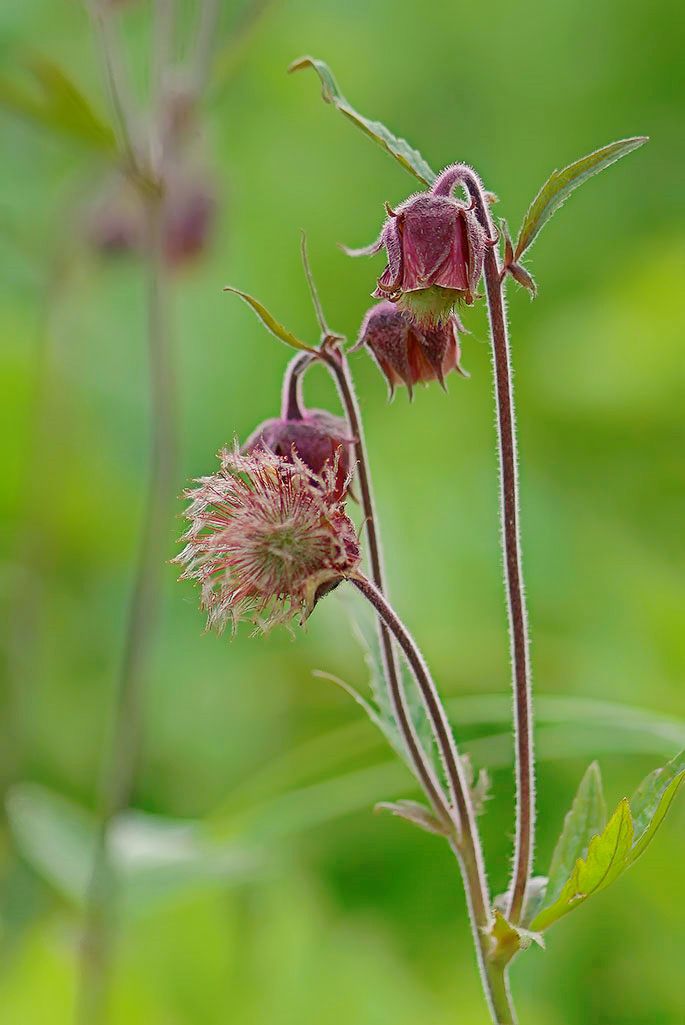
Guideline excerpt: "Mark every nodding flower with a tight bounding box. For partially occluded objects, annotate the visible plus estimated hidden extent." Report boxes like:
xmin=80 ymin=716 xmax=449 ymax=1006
xmin=344 ymin=166 xmax=491 ymax=326
xmin=243 ymin=409 xmax=354 ymax=501
xmin=174 ymin=445 xmax=360 ymax=634
xmin=353 ymin=301 xmax=467 ymax=399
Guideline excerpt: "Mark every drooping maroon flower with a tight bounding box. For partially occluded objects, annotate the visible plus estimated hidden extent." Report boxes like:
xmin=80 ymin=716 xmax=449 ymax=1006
xmin=243 ymin=409 xmax=353 ymax=500
xmin=174 ymin=446 xmax=360 ymax=634
xmin=345 ymin=170 xmax=489 ymax=326
xmin=353 ymin=301 xmax=467 ymax=399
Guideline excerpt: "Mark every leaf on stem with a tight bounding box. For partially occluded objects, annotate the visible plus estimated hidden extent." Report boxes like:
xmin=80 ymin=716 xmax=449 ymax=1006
xmin=532 ymin=750 xmax=684 ymax=932
xmin=312 ymin=669 xmax=402 ymax=755
xmin=288 ymin=56 xmax=436 ymax=186
xmin=546 ymin=761 xmax=607 ymax=906
xmin=223 ymin=286 xmax=316 ymax=353
xmin=375 ymin=799 xmax=451 ymax=836
xmin=514 ymin=136 xmax=648 ymax=260
xmin=532 ymin=798 xmax=633 ymax=932
xmin=0 ymin=56 xmax=116 ymax=152
xmin=349 ymin=609 xmax=439 ymax=779
xmin=486 ymin=910 xmax=544 ymax=968
xmin=628 ymin=749 xmax=685 ymax=863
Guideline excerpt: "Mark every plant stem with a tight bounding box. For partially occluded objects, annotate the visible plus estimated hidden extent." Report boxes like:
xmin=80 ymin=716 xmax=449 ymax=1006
xmin=351 ymin=574 xmax=516 ymax=1025
xmin=280 ymin=352 xmax=311 ymax=420
xmin=76 ymin=191 xmax=176 ymax=1025
xmin=319 ymin=346 xmax=453 ymax=826
xmin=482 ymin=235 xmax=534 ymax=926
xmin=295 ymin=233 xmax=452 ymax=822
xmin=434 ymin=164 xmax=535 ymax=924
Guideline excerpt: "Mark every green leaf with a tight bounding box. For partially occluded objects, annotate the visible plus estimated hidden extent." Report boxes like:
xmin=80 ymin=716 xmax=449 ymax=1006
xmin=628 ymin=749 xmax=685 ymax=863
xmin=531 ymin=798 xmax=634 ymax=932
xmin=546 ymin=761 xmax=607 ymax=905
xmin=223 ymin=286 xmax=316 ymax=352
xmin=348 ymin=604 xmax=438 ymax=779
xmin=486 ymin=910 xmax=544 ymax=968
xmin=514 ymin=137 xmax=648 ymax=260
xmin=0 ymin=56 xmax=116 ymax=153
xmin=311 ymin=669 xmax=403 ymax=757
xmin=289 ymin=56 xmax=436 ymax=186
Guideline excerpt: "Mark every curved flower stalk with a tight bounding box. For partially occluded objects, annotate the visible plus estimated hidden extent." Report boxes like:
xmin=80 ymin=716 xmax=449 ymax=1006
xmin=175 ymin=436 xmax=515 ymax=1023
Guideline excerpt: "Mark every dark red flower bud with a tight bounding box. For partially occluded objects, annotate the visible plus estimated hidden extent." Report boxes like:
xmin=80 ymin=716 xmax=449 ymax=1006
xmin=345 ymin=171 xmax=489 ymax=326
xmin=243 ymin=409 xmax=354 ymax=500
xmin=85 ymin=164 xmax=216 ymax=268
xmin=353 ymin=301 xmax=467 ymax=399
xmin=86 ymin=176 xmax=141 ymax=256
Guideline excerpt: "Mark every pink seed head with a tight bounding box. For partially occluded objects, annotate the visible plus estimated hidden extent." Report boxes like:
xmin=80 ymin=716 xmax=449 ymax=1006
xmin=174 ymin=446 xmax=360 ymax=634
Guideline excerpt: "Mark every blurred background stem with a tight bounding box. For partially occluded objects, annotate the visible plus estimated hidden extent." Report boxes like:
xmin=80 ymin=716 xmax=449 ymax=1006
xmin=76 ymin=187 xmax=176 ymax=1025
xmin=76 ymin=6 xmax=178 ymax=1021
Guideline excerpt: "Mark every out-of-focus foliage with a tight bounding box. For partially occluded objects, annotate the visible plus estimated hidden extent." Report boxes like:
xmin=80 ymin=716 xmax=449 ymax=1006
xmin=0 ymin=0 xmax=683 ymax=1023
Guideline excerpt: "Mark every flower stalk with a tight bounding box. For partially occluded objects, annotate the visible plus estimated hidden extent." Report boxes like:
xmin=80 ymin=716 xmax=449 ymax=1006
xmin=433 ymin=164 xmax=535 ymax=925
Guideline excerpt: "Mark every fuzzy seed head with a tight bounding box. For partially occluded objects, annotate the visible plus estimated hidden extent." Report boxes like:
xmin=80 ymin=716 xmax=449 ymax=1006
xmin=174 ymin=446 xmax=360 ymax=634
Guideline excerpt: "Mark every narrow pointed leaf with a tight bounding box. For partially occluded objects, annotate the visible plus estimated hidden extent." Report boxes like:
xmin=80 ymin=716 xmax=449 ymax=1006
xmin=289 ymin=56 xmax=435 ymax=186
xmin=546 ymin=761 xmax=607 ymax=905
xmin=375 ymin=799 xmax=450 ymax=836
xmin=0 ymin=57 xmax=116 ymax=152
xmin=223 ymin=286 xmax=316 ymax=352
xmin=628 ymin=749 xmax=685 ymax=863
xmin=514 ymin=137 xmax=648 ymax=260
xmin=531 ymin=798 xmax=634 ymax=931
xmin=349 ymin=607 xmax=439 ymax=779
xmin=311 ymin=669 xmax=401 ymax=754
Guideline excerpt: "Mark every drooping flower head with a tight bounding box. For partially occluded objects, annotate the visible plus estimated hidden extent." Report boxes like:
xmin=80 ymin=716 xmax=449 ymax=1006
xmin=353 ymin=301 xmax=467 ymax=399
xmin=243 ymin=409 xmax=354 ymax=500
xmin=345 ymin=166 xmax=490 ymax=326
xmin=174 ymin=446 xmax=360 ymax=634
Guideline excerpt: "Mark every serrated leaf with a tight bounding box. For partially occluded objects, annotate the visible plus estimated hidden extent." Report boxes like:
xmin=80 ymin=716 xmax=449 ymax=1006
xmin=546 ymin=762 xmax=607 ymax=905
xmin=375 ymin=799 xmax=450 ymax=836
xmin=349 ymin=605 xmax=439 ymax=779
xmin=532 ymin=798 xmax=634 ymax=931
xmin=289 ymin=56 xmax=435 ymax=186
xmin=514 ymin=137 xmax=648 ymax=260
xmin=223 ymin=286 xmax=316 ymax=352
xmin=0 ymin=57 xmax=116 ymax=153
xmin=628 ymin=749 xmax=685 ymax=863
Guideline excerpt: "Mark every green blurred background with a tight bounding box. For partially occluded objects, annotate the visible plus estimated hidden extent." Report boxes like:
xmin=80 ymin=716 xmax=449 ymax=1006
xmin=1 ymin=1 xmax=684 ymax=1022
